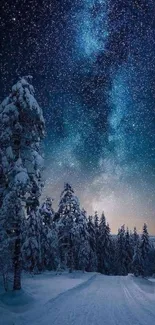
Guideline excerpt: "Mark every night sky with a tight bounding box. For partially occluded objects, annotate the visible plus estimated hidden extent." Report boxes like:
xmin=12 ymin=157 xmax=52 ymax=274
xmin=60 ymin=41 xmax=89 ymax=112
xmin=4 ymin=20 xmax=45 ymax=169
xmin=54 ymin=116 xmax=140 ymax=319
xmin=0 ymin=0 xmax=155 ymax=234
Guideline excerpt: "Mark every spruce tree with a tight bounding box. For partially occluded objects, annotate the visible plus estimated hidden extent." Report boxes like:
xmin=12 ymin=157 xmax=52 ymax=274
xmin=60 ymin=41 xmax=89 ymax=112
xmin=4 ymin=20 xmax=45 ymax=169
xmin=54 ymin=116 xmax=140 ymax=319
xmin=94 ymin=211 xmax=99 ymax=268
xmin=75 ymin=209 xmax=90 ymax=271
xmin=0 ymin=76 xmax=45 ymax=289
xmin=124 ymin=228 xmax=133 ymax=274
xmin=140 ymin=223 xmax=150 ymax=276
xmin=87 ymin=215 xmax=97 ymax=271
xmin=147 ymin=246 xmax=155 ymax=276
xmin=132 ymin=240 xmax=144 ymax=276
xmin=133 ymin=227 xmax=139 ymax=246
xmin=116 ymin=225 xmax=127 ymax=275
xmin=94 ymin=211 xmax=99 ymax=236
xmin=41 ymin=221 xmax=60 ymax=271
xmin=141 ymin=223 xmax=150 ymax=259
xmin=40 ymin=198 xmax=59 ymax=270
xmin=22 ymin=208 xmax=43 ymax=272
xmin=40 ymin=197 xmax=54 ymax=226
xmin=98 ymin=212 xmax=112 ymax=274
xmin=57 ymin=183 xmax=81 ymax=272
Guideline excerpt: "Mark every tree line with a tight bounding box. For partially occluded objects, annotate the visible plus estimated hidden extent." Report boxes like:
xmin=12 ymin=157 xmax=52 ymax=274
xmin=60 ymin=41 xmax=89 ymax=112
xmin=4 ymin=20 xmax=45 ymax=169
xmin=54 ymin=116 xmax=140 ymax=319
xmin=0 ymin=77 xmax=154 ymax=291
xmin=22 ymin=183 xmax=155 ymax=278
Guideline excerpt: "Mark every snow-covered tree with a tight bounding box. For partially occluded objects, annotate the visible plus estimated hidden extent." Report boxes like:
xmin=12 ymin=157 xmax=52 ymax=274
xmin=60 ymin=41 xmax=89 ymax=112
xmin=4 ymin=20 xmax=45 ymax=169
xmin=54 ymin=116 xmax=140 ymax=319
xmin=74 ymin=209 xmax=90 ymax=271
xmin=40 ymin=197 xmax=59 ymax=271
xmin=57 ymin=183 xmax=81 ymax=272
xmin=124 ymin=228 xmax=133 ymax=274
xmin=140 ymin=223 xmax=150 ymax=259
xmin=132 ymin=241 xmax=144 ymax=276
xmin=22 ymin=209 xmax=43 ymax=272
xmin=0 ymin=76 xmax=45 ymax=289
xmin=94 ymin=211 xmax=99 ymax=267
xmin=41 ymin=221 xmax=60 ymax=271
xmin=87 ymin=215 xmax=97 ymax=271
xmin=115 ymin=225 xmax=127 ymax=275
xmin=140 ymin=223 xmax=151 ymax=276
xmin=94 ymin=211 xmax=99 ymax=237
xmin=98 ymin=212 xmax=112 ymax=274
xmin=147 ymin=246 xmax=155 ymax=276
xmin=132 ymin=227 xmax=139 ymax=247
xmin=40 ymin=197 xmax=54 ymax=226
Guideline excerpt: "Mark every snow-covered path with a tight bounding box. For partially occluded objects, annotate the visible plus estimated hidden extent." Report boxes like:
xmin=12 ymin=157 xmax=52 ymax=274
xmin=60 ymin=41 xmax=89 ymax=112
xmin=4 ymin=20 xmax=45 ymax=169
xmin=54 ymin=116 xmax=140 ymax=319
xmin=24 ymin=274 xmax=155 ymax=325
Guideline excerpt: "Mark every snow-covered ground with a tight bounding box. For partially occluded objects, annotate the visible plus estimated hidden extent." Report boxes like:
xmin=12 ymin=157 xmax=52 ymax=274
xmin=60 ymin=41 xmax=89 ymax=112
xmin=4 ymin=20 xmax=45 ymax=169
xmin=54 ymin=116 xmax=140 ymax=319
xmin=0 ymin=272 xmax=155 ymax=325
xmin=0 ymin=271 xmax=95 ymax=325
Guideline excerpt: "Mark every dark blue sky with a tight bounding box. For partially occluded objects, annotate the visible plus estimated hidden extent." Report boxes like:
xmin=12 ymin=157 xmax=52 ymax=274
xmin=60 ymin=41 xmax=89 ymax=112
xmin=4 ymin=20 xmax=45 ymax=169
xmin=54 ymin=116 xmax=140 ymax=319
xmin=0 ymin=0 xmax=155 ymax=233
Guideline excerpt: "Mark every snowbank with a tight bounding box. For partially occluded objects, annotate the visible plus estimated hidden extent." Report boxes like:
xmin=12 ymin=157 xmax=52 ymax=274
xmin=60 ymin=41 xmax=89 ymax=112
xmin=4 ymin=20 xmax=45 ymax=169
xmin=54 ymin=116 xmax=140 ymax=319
xmin=0 ymin=271 xmax=96 ymax=325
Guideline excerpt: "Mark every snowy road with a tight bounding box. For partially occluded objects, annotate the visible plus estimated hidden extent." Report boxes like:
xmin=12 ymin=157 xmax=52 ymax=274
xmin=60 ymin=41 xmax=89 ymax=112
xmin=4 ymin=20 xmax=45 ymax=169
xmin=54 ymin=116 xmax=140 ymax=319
xmin=27 ymin=274 xmax=155 ymax=325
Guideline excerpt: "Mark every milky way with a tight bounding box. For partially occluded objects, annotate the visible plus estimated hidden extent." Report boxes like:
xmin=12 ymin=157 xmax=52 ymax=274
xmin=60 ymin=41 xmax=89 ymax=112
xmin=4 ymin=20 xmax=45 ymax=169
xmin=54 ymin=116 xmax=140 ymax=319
xmin=0 ymin=0 xmax=155 ymax=233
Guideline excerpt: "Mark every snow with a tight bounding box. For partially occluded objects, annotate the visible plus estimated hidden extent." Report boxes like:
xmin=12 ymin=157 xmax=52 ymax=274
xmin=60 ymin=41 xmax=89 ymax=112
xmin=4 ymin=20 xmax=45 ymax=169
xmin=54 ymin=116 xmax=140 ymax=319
xmin=14 ymin=171 xmax=29 ymax=187
xmin=0 ymin=272 xmax=155 ymax=325
xmin=0 ymin=271 xmax=95 ymax=325
xmin=33 ymin=150 xmax=44 ymax=170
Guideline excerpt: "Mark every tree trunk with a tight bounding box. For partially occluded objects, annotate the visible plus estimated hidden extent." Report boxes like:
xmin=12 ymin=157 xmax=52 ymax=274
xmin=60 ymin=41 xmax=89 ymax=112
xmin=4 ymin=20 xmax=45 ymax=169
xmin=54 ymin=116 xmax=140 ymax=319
xmin=69 ymin=240 xmax=74 ymax=273
xmin=69 ymin=249 xmax=73 ymax=273
xmin=13 ymin=235 xmax=21 ymax=290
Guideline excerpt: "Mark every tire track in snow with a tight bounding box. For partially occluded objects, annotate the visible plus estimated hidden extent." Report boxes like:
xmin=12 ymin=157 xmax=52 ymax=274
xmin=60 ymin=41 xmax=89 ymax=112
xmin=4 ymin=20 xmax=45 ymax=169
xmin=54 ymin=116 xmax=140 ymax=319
xmin=18 ymin=274 xmax=155 ymax=325
xmin=122 ymin=276 xmax=155 ymax=322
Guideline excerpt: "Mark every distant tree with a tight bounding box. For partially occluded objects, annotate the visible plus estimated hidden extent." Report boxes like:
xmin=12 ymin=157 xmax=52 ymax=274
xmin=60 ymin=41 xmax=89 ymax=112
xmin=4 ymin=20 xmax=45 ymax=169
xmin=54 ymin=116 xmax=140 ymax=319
xmin=75 ymin=209 xmax=90 ymax=271
xmin=133 ymin=227 xmax=139 ymax=246
xmin=140 ymin=223 xmax=151 ymax=276
xmin=41 ymin=221 xmax=60 ymax=271
xmin=98 ymin=212 xmax=106 ymax=273
xmin=130 ymin=226 xmax=139 ymax=259
xmin=40 ymin=197 xmax=54 ymax=226
xmin=94 ymin=211 xmax=99 ymax=267
xmin=132 ymin=240 xmax=144 ymax=276
xmin=57 ymin=183 xmax=81 ymax=272
xmin=87 ymin=215 xmax=97 ymax=271
xmin=94 ymin=211 xmax=99 ymax=231
xmin=141 ymin=223 xmax=150 ymax=259
xmin=98 ymin=212 xmax=112 ymax=274
xmin=0 ymin=76 xmax=45 ymax=289
xmin=124 ymin=228 xmax=133 ymax=273
xmin=39 ymin=197 xmax=59 ymax=270
xmin=147 ymin=246 xmax=155 ymax=276
xmin=115 ymin=225 xmax=127 ymax=275
xmin=22 ymin=208 xmax=43 ymax=272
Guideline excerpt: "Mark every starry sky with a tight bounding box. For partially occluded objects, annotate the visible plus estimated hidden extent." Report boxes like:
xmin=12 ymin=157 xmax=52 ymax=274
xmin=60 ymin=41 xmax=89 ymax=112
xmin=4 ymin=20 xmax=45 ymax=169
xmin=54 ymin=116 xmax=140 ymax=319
xmin=0 ymin=0 xmax=155 ymax=234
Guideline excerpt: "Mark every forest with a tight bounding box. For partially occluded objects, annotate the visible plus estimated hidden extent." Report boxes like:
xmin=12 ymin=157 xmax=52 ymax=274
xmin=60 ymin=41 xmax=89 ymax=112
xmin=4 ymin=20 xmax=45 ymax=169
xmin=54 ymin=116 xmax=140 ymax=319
xmin=0 ymin=77 xmax=155 ymax=292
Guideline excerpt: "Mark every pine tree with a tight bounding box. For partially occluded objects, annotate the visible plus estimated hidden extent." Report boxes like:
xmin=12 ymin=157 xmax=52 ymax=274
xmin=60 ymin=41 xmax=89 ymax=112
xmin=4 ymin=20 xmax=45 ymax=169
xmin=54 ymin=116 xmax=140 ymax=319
xmin=115 ymin=225 xmax=127 ymax=275
xmin=94 ymin=211 xmax=99 ymax=236
xmin=0 ymin=76 xmax=45 ymax=289
xmin=147 ymin=245 xmax=155 ymax=276
xmin=132 ymin=240 xmax=144 ymax=276
xmin=141 ymin=223 xmax=150 ymax=259
xmin=57 ymin=183 xmax=81 ymax=272
xmin=140 ymin=223 xmax=150 ymax=276
xmin=133 ymin=227 xmax=139 ymax=247
xmin=87 ymin=216 xmax=97 ymax=271
xmin=22 ymin=208 xmax=43 ymax=272
xmin=94 ymin=211 xmax=99 ymax=267
xmin=40 ymin=197 xmax=54 ymax=226
xmin=41 ymin=221 xmax=60 ymax=271
xmin=40 ymin=198 xmax=59 ymax=270
xmin=106 ymin=222 xmax=115 ymax=274
xmin=124 ymin=228 xmax=133 ymax=274
xmin=75 ymin=209 xmax=90 ymax=271
xmin=98 ymin=212 xmax=112 ymax=274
